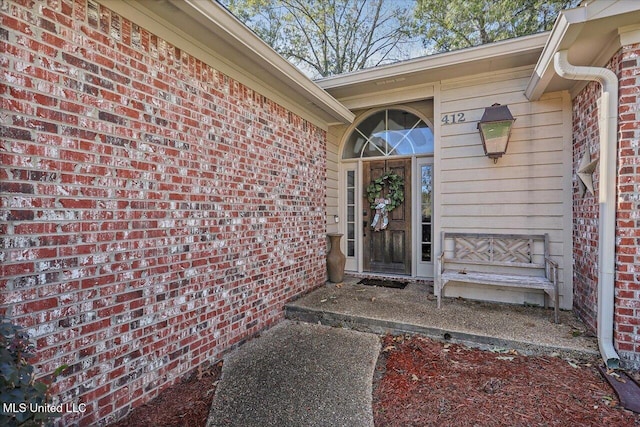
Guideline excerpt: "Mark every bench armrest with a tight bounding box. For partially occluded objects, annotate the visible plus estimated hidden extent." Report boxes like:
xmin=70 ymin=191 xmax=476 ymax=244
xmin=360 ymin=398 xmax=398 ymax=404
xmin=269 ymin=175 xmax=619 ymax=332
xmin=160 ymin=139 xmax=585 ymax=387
xmin=544 ymin=256 xmax=558 ymax=279
xmin=544 ymin=256 xmax=558 ymax=282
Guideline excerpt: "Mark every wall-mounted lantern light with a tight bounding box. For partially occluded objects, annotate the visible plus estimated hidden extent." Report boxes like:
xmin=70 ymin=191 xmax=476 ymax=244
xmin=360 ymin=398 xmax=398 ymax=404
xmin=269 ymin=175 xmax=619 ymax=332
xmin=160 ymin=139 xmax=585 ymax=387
xmin=477 ymin=103 xmax=516 ymax=163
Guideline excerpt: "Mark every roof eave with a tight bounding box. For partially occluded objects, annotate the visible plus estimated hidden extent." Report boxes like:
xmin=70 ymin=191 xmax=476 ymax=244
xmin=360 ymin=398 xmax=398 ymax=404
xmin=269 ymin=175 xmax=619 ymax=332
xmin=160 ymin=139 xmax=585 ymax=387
xmin=316 ymin=32 xmax=549 ymax=99
xmin=526 ymin=0 xmax=640 ymax=100
xmin=524 ymin=10 xmax=585 ymax=100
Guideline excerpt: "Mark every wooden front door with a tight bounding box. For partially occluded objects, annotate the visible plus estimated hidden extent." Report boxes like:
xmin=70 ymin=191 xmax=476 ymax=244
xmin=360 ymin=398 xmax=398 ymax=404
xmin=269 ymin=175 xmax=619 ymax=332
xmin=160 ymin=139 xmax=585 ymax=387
xmin=363 ymin=159 xmax=411 ymax=274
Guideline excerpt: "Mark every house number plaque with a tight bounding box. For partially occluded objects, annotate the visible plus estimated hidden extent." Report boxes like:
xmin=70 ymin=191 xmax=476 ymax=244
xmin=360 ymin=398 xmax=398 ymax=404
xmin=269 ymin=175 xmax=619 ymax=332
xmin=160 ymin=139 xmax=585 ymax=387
xmin=441 ymin=112 xmax=466 ymax=125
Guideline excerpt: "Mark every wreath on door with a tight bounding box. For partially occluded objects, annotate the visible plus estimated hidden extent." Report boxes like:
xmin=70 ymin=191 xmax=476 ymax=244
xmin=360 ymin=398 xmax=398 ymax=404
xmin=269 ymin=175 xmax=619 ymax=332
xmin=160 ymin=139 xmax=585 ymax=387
xmin=366 ymin=172 xmax=404 ymax=231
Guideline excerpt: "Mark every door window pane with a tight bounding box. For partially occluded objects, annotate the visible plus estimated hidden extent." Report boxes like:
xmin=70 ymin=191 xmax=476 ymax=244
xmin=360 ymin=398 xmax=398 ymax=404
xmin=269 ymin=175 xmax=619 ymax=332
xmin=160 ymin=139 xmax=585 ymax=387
xmin=421 ymin=165 xmax=433 ymax=261
xmin=346 ymin=170 xmax=356 ymax=257
xmin=343 ymin=110 xmax=433 ymax=159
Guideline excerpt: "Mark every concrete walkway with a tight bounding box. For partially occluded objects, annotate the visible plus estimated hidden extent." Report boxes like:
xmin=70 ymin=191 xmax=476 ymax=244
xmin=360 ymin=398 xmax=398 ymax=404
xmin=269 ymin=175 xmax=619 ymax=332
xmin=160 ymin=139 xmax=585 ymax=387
xmin=206 ymin=321 xmax=380 ymax=427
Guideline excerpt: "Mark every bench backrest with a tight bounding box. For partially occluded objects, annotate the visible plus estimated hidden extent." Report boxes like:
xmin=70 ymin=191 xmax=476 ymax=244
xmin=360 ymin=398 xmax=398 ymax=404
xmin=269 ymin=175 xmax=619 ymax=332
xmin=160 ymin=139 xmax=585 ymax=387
xmin=442 ymin=232 xmax=549 ymax=269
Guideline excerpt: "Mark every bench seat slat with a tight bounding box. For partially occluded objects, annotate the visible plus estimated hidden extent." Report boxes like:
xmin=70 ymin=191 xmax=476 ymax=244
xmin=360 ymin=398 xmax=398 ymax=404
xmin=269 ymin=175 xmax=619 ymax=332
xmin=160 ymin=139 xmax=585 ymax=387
xmin=441 ymin=269 xmax=554 ymax=291
xmin=442 ymin=258 xmax=544 ymax=269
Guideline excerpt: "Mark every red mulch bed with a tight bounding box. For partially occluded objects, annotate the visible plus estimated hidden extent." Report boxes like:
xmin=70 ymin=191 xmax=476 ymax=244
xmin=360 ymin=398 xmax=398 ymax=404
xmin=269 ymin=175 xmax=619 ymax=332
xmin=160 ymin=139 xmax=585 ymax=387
xmin=374 ymin=335 xmax=640 ymax=426
xmin=109 ymin=336 xmax=640 ymax=426
xmin=108 ymin=362 xmax=222 ymax=427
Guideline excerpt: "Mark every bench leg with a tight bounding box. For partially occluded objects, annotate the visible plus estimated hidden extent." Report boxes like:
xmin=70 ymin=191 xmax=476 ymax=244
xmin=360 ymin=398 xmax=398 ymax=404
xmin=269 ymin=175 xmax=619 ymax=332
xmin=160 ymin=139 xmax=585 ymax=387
xmin=544 ymin=290 xmax=560 ymax=324
xmin=553 ymin=265 xmax=559 ymax=324
xmin=436 ymin=279 xmax=446 ymax=309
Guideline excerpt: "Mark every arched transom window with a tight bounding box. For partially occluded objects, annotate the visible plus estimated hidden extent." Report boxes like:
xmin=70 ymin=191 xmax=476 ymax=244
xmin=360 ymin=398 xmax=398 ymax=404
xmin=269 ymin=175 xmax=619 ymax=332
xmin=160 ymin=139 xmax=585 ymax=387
xmin=343 ymin=109 xmax=434 ymax=159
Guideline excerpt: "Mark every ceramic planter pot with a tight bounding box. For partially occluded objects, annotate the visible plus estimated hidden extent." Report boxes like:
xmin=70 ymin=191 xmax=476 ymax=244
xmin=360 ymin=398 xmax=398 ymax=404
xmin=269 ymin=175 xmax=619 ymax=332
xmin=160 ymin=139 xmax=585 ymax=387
xmin=326 ymin=233 xmax=346 ymax=283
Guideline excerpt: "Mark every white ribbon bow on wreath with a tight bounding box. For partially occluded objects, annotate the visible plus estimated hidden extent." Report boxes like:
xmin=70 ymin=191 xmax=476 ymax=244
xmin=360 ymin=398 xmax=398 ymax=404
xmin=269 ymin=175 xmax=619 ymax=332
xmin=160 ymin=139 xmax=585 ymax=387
xmin=370 ymin=197 xmax=390 ymax=231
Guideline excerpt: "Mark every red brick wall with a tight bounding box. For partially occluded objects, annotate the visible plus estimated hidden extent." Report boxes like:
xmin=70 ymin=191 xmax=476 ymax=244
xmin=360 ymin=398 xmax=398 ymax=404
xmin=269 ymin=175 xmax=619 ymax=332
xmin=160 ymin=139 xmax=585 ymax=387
xmin=572 ymin=78 xmax=602 ymax=334
xmin=572 ymin=44 xmax=640 ymax=369
xmin=1 ymin=0 xmax=327 ymax=424
xmin=616 ymin=42 xmax=640 ymax=369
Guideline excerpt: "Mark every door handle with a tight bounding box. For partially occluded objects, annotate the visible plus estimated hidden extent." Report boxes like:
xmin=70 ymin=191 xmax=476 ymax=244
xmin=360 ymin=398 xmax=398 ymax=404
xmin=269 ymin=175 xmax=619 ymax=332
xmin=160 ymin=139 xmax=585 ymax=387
xmin=363 ymin=221 xmax=367 ymax=237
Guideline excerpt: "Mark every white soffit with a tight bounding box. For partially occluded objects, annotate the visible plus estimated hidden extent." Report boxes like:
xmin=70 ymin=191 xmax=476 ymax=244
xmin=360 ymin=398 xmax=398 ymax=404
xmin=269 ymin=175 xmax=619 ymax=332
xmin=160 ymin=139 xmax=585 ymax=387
xmin=526 ymin=0 xmax=640 ymax=100
xmin=99 ymin=0 xmax=354 ymax=126
xmin=317 ymin=33 xmax=549 ymax=102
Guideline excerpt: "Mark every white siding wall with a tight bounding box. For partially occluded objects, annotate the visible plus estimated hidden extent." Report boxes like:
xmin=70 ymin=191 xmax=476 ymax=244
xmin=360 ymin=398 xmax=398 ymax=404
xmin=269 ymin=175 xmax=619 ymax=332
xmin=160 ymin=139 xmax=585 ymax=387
xmin=326 ymin=125 xmax=347 ymax=235
xmin=438 ymin=66 xmax=573 ymax=309
xmin=324 ymin=67 xmax=572 ymax=309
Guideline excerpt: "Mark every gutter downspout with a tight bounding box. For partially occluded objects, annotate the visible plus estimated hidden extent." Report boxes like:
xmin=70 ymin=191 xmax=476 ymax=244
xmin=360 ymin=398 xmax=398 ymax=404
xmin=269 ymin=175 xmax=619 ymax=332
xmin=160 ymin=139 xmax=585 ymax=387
xmin=553 ymin=50 xmax=620 ymax=369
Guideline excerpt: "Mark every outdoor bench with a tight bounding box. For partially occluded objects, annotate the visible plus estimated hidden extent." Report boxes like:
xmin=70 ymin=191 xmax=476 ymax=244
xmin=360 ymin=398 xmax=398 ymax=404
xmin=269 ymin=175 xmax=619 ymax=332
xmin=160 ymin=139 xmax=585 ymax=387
xmin=436 ymin=232 xmax=559 ymax=323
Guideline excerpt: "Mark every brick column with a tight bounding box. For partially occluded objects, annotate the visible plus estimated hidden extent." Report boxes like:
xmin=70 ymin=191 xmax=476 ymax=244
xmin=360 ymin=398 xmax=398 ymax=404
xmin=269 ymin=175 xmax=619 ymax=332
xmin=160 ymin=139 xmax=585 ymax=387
xmin=615 ymin=42 xmax=640 ymax=368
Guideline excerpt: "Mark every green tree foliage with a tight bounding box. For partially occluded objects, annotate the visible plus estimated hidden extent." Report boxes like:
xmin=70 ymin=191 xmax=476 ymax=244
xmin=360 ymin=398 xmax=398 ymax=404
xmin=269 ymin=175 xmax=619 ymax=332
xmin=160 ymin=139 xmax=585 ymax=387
xmin=414 ymin=0 xmax=580 ymax=52
xmin=1 ymin=319 xmax=66 ymax=426
xmin=222 ymin=0 xmax=415 ymax=78
xmin=222 ymin=0 xmax=581 ymax=77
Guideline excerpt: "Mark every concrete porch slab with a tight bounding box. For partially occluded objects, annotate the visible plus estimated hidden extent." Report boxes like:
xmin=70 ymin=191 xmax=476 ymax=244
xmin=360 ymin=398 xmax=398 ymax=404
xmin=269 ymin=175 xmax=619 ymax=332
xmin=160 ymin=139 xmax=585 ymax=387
xmin=285 ymin=276 xmax=599 ymax=360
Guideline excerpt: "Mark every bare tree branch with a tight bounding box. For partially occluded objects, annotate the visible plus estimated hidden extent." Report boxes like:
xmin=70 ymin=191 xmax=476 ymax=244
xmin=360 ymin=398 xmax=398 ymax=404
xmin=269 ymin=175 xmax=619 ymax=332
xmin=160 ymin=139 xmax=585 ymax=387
xmin=222 ymin=0 xmax=414 ymax=78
